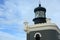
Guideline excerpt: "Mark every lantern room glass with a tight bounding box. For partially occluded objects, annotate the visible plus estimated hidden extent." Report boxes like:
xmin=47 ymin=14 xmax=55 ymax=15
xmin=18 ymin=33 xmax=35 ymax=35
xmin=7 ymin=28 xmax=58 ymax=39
xmin=35 ymin=11 xmax=45 ymax=18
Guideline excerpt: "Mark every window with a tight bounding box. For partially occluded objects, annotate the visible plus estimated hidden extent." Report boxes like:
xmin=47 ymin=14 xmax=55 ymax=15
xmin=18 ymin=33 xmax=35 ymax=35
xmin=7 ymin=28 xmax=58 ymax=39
xmin=34 ymin=32 xmax=42 ymax=40
xmin=35 ymin=11 xmax=45 ymax=18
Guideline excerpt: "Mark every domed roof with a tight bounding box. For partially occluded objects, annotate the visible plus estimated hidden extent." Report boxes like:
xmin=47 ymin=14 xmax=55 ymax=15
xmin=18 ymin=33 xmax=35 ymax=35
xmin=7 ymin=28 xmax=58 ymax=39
xmin=34 ymin=4 xmax=46 ymax=13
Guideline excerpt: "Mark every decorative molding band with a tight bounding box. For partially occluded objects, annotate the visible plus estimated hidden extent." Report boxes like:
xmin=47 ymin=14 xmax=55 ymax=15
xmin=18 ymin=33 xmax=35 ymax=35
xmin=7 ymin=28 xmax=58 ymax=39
xmin=24 ymin=23 xmax=60 ymax=34
xmin=29 ymin=26 xmax=60 ymax=33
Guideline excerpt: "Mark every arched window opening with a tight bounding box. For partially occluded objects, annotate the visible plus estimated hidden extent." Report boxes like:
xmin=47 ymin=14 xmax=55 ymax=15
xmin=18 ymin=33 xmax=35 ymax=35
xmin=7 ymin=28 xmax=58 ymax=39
xmin=34 ymin=32 xmax=41 ymax=40
xmin=35 ymin=34 xmax=40 ymax=40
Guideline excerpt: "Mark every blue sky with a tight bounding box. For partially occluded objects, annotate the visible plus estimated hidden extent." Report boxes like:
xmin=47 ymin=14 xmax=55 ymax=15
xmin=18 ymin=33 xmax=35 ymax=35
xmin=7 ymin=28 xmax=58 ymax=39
xmin=0 ymin=0 xmax=60 ymax=40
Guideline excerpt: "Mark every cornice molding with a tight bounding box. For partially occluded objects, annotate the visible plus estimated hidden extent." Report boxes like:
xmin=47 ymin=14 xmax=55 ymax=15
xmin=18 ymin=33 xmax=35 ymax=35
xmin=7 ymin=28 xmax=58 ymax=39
xmin=24 ymin=23 xmax=60 ymax=34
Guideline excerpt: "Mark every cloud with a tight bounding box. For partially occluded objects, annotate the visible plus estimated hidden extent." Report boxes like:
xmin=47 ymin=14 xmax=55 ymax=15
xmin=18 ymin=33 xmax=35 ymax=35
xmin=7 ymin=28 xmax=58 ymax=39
xmin=0 ymin=0 xmax=26 ymax=37
xmin=0 ymin=0 xmax=21 ymax=28
xmin=0 ymin=31 xmax=18 ymax=40
xmin=0 ymin=28 xmax=5 ymax=29
xmin=0 ymin=0 xmax=60 ymax=40
xmin=0 ymin=31 xmax=26 ymax=40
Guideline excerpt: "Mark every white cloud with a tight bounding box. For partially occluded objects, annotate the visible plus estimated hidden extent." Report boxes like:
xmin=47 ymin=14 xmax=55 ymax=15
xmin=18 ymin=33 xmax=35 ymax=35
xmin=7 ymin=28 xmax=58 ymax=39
xmin=0 ymin=31 xmax=26 ymax=40
xmin=0 ymin=31 xmax=18 ymax=40
xmin=0 ymin=28 xmax=5 ymax=29
xmin=0 ymin=0 xmax=21 ymax=30
xmin=0 ymin=0 xmax=60 ymax=40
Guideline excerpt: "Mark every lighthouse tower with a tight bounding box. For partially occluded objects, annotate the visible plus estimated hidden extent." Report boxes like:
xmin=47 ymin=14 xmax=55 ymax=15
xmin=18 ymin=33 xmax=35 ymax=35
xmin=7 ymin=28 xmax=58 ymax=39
xmin=24 ymin=1 xmax=60 ymax=40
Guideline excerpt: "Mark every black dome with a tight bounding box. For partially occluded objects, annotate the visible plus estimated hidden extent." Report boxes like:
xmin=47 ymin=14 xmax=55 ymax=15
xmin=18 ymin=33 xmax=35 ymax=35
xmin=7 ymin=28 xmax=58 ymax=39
xmin=34 ymin=4 xmax=46 ymax=13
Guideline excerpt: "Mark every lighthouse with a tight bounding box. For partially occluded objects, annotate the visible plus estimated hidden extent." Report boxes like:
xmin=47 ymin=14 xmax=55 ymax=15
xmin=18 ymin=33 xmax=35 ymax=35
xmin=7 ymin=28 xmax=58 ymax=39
xmin=33 ymin=4 xmax=46 ymax=24
xmin=24 ymin=0 xmax=60 ymax=40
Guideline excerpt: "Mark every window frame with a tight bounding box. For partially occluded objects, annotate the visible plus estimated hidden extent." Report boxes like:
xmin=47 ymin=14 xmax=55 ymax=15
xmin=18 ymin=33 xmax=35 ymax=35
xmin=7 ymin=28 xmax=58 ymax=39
xmin=34 ymin=32 xmax=42 ymax=38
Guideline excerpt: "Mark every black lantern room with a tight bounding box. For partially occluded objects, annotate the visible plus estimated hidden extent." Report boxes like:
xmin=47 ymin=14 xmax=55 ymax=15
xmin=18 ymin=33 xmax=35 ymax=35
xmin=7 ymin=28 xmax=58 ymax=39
xmin=33 ymin=4 xmax=46 ymax=24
